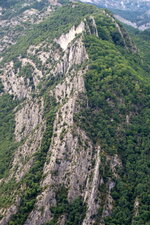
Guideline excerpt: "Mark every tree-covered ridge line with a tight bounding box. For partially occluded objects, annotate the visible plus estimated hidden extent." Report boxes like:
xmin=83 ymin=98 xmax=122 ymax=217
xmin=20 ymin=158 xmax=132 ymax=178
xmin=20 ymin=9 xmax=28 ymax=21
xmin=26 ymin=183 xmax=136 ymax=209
xmin=76 ymin=17 xmax=150 ymax=224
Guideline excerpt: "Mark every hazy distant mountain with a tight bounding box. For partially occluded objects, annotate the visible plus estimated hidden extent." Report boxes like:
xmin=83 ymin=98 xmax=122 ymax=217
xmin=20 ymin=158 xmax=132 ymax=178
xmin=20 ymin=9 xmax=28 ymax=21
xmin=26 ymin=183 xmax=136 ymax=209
xmin=80 ymin=0 xmax=150 ymax=30
xmin=80 ymin=0 xmax=150 ymax=10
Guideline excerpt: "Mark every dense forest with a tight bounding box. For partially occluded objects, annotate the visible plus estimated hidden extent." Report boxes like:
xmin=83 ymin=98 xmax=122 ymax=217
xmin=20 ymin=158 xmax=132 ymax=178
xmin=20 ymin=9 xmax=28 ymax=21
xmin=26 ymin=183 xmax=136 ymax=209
xmin=81 ymin=23 xmax=150 ymax=225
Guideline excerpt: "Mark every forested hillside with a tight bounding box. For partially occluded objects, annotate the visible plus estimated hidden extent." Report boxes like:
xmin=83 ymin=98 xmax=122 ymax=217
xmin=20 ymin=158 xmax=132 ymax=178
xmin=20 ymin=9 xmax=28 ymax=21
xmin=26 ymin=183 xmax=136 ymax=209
xmin=0 ymin=2 xmax=150 ymax=225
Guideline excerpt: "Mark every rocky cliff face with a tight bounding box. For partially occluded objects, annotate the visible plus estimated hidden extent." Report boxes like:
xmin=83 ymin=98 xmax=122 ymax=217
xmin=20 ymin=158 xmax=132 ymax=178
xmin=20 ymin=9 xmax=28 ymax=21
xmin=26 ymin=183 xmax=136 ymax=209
xmin=0 ymin=6 xmax=121 ymax=224
xmin=0 ymin=3 xmax=149 ymax=225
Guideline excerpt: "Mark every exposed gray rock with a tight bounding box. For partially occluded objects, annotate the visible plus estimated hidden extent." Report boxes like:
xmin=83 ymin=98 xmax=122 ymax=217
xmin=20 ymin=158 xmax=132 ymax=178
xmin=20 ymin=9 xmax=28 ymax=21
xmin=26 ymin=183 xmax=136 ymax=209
xmin=15 ymin=98 xmax=44 ymax=142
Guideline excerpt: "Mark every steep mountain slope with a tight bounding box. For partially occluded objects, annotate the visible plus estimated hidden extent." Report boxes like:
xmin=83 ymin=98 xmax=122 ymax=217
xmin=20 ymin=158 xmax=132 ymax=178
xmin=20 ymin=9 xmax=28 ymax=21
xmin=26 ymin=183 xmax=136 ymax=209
xmin=112 ymin=8 xmax=150 ymax=31
xmin=0 ymin=2 xmax=150 ymax=225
